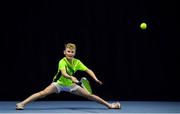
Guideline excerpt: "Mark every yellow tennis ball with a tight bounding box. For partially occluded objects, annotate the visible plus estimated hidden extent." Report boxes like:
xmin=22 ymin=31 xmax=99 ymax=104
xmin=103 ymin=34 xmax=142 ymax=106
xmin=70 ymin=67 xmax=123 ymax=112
xmin=140 ymin=22 xmax=147 ymax=30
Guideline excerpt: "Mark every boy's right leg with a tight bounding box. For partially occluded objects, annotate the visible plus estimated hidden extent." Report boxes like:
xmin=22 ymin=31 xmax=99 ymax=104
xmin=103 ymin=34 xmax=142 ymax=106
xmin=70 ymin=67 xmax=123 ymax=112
xmin=16 ymin=83 xmax=58 ymax=110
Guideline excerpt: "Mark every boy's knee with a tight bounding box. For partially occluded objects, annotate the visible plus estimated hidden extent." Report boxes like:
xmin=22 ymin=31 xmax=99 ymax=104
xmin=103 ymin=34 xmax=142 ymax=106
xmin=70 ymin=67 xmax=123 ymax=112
xmin=38 ymin=90 xmax=48 ymax=98
xmin=86 ymin=94 xmax=95 ymax=100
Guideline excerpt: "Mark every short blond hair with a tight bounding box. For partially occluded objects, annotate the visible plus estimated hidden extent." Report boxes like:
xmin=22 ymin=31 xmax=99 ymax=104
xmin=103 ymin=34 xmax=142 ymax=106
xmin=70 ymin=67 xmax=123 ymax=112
xmin=65 ymin=43 xmax=76 ymax=50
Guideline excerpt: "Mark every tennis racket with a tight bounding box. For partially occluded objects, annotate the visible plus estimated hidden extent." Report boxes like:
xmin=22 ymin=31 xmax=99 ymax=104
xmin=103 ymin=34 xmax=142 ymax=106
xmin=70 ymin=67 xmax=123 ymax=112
xmin=77 ymin=77 xmax=92 ymax=94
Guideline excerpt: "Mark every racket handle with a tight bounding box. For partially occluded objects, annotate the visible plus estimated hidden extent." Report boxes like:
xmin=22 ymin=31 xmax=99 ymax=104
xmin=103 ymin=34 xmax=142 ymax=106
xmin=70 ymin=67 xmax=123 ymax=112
xmin=76 ymin=81 xmax=82 ymax=85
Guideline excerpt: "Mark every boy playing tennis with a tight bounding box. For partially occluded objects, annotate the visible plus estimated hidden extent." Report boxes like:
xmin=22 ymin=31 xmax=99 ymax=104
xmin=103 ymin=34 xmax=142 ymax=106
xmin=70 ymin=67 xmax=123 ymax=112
xmin=16 ymin=43 xmax=120 ymax=110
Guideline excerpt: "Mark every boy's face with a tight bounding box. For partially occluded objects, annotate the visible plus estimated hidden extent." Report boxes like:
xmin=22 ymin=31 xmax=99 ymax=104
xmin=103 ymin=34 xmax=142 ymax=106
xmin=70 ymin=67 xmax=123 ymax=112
xmin=64 ymin=48 xmax=76 ymax=60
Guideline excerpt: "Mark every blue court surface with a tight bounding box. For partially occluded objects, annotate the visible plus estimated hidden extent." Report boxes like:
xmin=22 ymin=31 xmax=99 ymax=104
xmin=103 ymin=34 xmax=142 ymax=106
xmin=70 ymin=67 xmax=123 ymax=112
xmin=0 ymin=101 xmax=180 ymax=114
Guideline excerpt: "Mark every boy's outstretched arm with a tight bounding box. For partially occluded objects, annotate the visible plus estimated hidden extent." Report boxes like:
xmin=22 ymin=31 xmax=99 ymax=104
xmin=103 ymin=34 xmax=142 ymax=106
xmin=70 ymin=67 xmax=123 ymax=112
xmin=85 ymin=68 xmax=103 ymax=85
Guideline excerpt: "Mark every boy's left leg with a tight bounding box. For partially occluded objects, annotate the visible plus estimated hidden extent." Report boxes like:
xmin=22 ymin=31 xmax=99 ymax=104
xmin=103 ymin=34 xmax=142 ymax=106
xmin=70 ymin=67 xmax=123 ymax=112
xmin=16 ymin=83 xmax=58 ymax=110
xmin=71 ymin=85 xmax=120 ymax=109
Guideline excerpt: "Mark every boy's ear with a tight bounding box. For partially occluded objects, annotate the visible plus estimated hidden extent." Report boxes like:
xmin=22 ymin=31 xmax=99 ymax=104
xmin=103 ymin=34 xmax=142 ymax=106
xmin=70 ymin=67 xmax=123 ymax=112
xmin=63 ymin=50 xmax=65 ymax=55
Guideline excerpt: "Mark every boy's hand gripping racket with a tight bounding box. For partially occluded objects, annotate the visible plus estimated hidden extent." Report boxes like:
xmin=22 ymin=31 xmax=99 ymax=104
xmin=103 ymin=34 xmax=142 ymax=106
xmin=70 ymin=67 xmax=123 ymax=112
xmin=77 ymin=77 xmax=92 ymax=94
